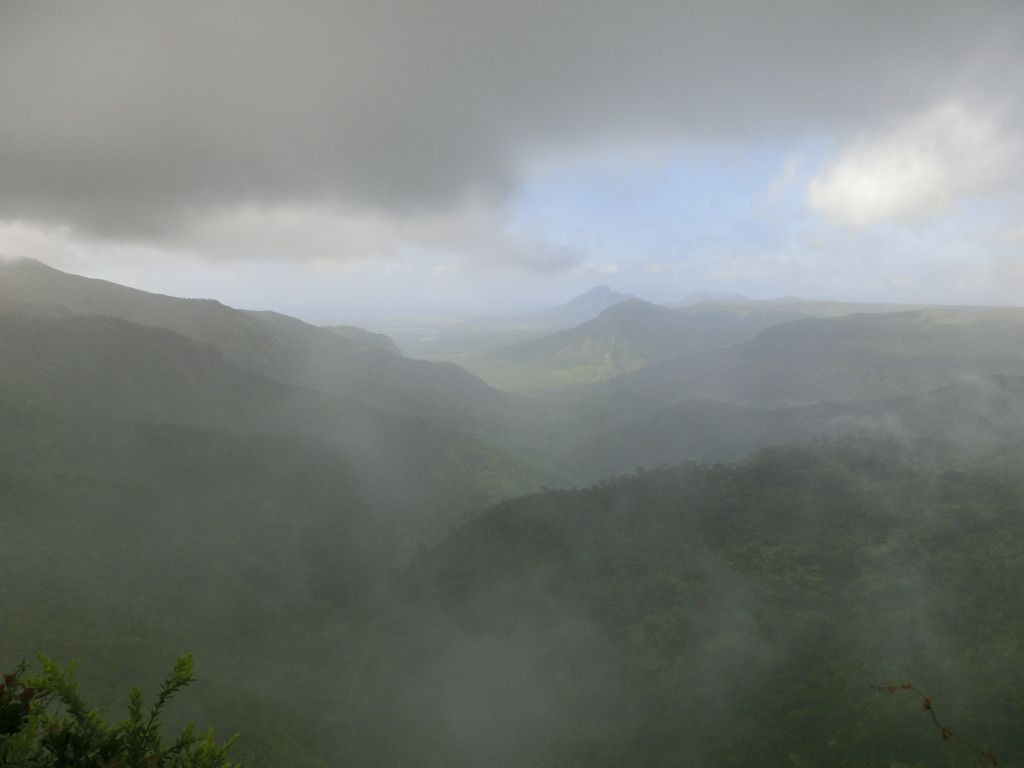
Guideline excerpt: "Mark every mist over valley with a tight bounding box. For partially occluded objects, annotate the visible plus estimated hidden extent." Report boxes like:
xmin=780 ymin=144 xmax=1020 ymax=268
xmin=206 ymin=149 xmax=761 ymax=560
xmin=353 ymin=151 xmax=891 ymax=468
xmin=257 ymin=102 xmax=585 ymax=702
xmin=3 ymin=3 xmax=1024 ymax=765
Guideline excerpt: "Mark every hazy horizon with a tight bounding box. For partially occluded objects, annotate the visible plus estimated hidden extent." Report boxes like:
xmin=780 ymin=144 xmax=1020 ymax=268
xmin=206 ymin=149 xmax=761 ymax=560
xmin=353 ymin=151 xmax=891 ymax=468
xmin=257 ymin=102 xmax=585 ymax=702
xmin=6 ymin=254 xmax=1024 ymax=327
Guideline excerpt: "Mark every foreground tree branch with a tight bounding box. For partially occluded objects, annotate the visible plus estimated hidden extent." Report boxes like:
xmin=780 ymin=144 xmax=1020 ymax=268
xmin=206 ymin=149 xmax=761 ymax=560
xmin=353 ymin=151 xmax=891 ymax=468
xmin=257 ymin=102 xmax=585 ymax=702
xmin=871 ymin=682 xmax=998 ymax=766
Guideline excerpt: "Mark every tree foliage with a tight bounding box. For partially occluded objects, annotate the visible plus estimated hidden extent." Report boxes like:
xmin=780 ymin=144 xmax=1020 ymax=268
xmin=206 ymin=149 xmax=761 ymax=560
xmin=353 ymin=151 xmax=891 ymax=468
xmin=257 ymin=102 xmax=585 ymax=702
xmin=0 ymin=655 xmax=239 ymax=768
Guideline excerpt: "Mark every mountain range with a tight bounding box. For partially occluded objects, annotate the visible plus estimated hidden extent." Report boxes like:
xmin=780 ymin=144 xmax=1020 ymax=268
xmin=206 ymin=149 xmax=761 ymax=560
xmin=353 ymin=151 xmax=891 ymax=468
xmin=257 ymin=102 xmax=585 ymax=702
xmin=5 ymin=258 xmax=1024 ymax=766
xmin=460 ymin=295 xmax=929 ymax=393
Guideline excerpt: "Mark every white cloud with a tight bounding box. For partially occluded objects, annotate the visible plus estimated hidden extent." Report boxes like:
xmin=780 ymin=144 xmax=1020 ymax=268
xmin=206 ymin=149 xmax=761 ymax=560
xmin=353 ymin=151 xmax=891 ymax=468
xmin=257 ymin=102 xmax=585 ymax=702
xmin=808 ymin=101 xmax=1019 ymax=228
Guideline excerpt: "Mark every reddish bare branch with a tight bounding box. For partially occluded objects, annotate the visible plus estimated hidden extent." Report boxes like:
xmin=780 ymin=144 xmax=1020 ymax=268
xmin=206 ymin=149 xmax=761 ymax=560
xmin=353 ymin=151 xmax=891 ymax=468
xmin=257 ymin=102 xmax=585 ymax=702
xmin=870 ymin=683 xmax=997 ymax=766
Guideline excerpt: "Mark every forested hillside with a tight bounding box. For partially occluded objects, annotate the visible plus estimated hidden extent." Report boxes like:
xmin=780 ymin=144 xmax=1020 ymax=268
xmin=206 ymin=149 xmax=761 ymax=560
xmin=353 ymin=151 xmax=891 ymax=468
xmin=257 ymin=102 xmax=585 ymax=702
xmin=0 ymin=259 xmax=508 ymax=428
xmin=459 ymin=298 xmax=923 ymax=393
xmin=4 ymin=262 xmax=1024 ymax=767
xmin=347 ymin=438 xmax=1024 ymax=767
xmin=568 ymin=375 xmax=1024 ymax=479
xmin=4 ymin=4 xmax=1022 ymax=767
xmin=0 ymin=261 xmax=561 ymax=766
xmin=594 ymin=308 xmax=1024 ymax=410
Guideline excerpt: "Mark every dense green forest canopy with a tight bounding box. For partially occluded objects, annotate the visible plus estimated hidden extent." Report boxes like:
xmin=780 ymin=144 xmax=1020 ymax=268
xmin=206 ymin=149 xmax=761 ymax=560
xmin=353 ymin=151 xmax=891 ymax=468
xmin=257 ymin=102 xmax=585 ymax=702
xmin=347 ymin=438 xmax=1024 ymax=766
xmin=2 ymin=261 xmax=1024 ymax=766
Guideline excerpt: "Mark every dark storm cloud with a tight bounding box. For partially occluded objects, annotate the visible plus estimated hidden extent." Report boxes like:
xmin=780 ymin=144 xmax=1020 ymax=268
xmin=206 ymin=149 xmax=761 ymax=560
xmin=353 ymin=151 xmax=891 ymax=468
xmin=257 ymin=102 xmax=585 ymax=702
xmin=0 ymin=0 xmax=1019 ymax=237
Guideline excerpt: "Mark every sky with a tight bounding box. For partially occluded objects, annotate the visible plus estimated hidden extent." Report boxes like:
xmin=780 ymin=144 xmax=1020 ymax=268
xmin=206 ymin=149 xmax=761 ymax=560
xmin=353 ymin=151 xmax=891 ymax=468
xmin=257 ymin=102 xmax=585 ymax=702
xmin=1 ymin=1 xmax=1023 ymax=321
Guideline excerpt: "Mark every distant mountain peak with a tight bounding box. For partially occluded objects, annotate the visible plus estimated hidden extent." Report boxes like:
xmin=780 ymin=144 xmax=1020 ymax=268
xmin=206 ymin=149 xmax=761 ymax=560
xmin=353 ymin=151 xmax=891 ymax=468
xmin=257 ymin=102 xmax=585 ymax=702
xmin=601 ymin=296 xmax=660 ymax=314
xmin=564 ymin=285 xmax=631 ymax=308
xmin=679 ymin=289 xmax=750 ymax=305
xmin=505 ymin=285 xmax=633 ymax=332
